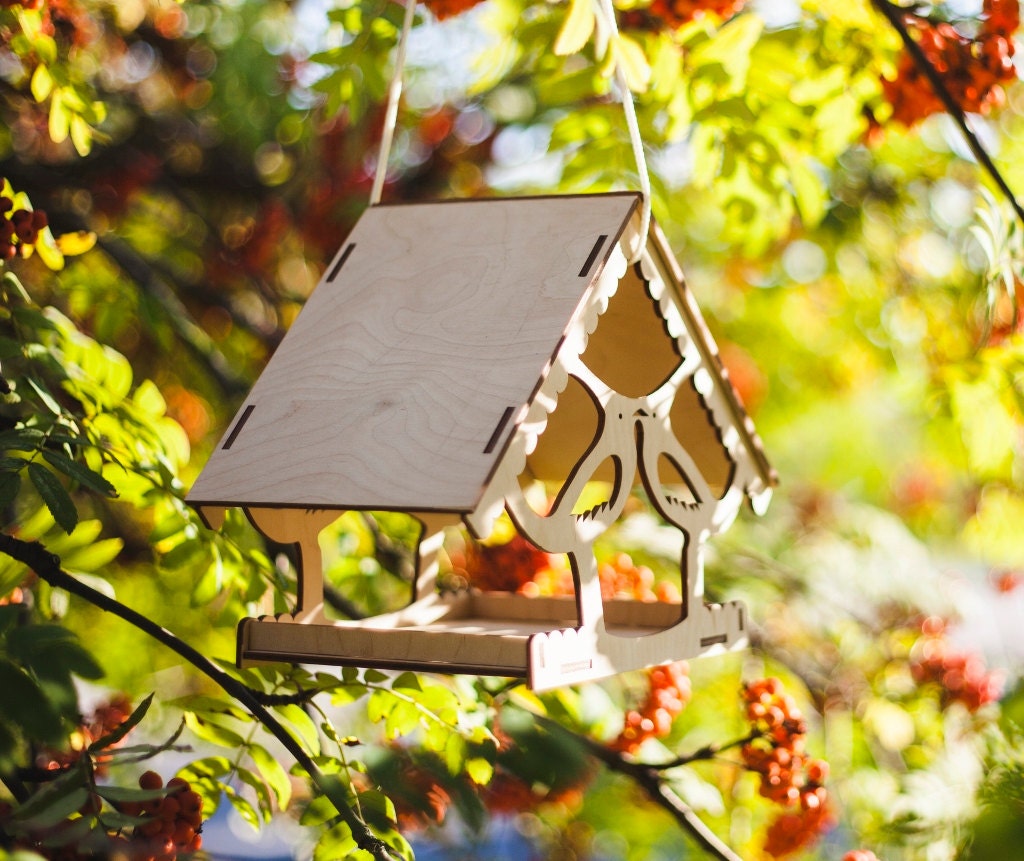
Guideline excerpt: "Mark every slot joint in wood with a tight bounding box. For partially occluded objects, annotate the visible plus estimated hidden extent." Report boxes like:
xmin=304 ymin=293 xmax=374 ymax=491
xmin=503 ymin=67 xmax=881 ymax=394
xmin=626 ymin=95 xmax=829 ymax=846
xmin=484 ymin=406 xmax=516 ymax=454
xmin=326 ymin=243 xmax=356 ymax=283
xmin=578 ymin=234 xmax=607 ymax=278
xmin=222 ymin=404 xmax=255 ymax=450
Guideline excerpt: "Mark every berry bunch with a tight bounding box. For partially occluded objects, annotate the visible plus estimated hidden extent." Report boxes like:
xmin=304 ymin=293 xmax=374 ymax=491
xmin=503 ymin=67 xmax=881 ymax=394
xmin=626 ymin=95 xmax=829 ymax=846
xmin=740 ymin=678 xmax=832 ymax=858
xmin=0 ymin=192 xmax=48 ymax=261
xmin=843 ymin=851 xmax=882 ymax=861
xmin=881 ymin=0 xmax=1019 ymax=127
xmin=117 ymin=771 xmax=204 ymax=860
xmin=909 ymin=616 xmax=1003 ymax=712
xmin=422 ymin=0 xmax=486 ymax=21
xmin=472 ymin=544 xmax=682 ymax=604
xmin=610 ymin=660 xmax=692 ymax=753
xmin=462 ymin=534 xmax=556 ymax=593
xmin=0 ymin=0 xmax=44 ymax=9
xmin=36 ymin=694 xmax=134 ymax=776
xmin=646 ymin=0 xmax=746 ymax=30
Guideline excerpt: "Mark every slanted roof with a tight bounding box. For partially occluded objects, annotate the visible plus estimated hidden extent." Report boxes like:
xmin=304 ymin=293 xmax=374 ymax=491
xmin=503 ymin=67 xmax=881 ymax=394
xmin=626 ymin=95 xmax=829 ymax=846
xmin=187 ymin=193 xmax=641 ymax=513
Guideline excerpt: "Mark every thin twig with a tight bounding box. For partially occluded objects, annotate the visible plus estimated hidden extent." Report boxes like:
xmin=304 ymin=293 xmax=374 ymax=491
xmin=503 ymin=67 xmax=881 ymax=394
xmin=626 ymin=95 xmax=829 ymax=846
xmin=872 ymin=0 xmax=1024 ymax=228
xmin=651 ymin=730 xmax=760 ymax=770
xmin=0 ymin=533 xmax=400 ymax=861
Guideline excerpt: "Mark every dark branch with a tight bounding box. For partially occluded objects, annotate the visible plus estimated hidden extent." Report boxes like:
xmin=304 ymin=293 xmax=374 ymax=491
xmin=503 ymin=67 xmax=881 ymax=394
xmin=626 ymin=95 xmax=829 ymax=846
xmin=651 ymin=730 xmax=760 ymax=770
xmin=0 ymin=532 xmax=400 ymax=861
xmin=872 ymin=0 xmax=1024 ymax=228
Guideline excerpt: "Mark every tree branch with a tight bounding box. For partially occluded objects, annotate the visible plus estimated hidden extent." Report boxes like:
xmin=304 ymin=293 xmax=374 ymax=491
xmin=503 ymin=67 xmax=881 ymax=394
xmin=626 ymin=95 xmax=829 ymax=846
xmin=871 ymin=0 xmax=1024 ymax=228
xmin=0 ymin=532 xmax=400 ymax=861
xmin=95 ymin=235 xmax=252 ymax=399
xmin=535 ymin=715 xmax=745 ymax=861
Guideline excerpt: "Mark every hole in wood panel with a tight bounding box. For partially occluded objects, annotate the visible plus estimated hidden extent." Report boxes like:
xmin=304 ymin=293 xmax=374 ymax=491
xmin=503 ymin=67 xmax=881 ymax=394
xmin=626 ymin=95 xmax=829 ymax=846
xmin=655 ymin=453 xmax=701 ymax=507
xmin=668 ymin=377 xmax=736 ymax=499
xmin=581 ymin=263 xmax=682 ymax=398
xmin=318 ymin=511 xmax=426 ymax=620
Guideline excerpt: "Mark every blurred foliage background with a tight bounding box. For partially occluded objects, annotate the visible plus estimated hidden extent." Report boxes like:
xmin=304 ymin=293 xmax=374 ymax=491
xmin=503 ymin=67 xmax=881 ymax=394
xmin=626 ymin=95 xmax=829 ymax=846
xmin=1 ymin=0 xmax=1024 ymax=859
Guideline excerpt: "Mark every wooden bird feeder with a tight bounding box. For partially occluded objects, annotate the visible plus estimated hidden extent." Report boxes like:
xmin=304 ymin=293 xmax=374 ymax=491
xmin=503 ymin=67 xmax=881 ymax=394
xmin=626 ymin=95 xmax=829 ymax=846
xmin=187 ymin=192 xmax=776 ymax=691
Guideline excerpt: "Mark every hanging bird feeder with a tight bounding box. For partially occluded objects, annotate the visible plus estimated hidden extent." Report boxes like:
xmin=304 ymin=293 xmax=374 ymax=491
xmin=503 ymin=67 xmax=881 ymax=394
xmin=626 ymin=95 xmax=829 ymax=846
xmin=186 ymin=192 xmax=775 ymax=690
xmin=186 ymin=0 xmax=775 ymax=691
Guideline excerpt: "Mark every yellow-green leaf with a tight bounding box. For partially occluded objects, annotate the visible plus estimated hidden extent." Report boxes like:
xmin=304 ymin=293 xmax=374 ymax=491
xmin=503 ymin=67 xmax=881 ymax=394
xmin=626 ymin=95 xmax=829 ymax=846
xmin=554 ymin=0 xmax=594 ymax=57
xmin=34 ymin=228 xmax=65 ymax=271
xmin=69 ymin=114 xmax=92 ymax=156
xmin=54 ymin=230 xmax=96 ymax=257
xmin=30 ymin=63 xmax=52 ymax=103
xmin=48 ymin=88 xmax=69 ymax=143
xmin=612 ymin=34 xmax=651 ymax=93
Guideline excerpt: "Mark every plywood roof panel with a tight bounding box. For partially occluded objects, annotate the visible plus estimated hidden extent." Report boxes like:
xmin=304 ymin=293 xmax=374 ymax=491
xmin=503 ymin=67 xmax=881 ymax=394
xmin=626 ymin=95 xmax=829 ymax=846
xmin=187 ymin=193 xmax=640 ymax=512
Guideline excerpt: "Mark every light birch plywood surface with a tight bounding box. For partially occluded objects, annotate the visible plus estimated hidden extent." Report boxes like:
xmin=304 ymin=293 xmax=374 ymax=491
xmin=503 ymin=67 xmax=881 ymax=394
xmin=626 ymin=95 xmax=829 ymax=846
xmin=188 ymin=193 xmax=640 ymax=512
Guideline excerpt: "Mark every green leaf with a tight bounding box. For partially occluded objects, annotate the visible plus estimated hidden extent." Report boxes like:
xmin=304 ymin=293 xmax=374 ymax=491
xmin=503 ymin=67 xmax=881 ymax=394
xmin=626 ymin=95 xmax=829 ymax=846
xmin=0 ymin=472 xmax=20 ymax=511
xmin=226 ymin=788 xmax=261 ymax=830
xmin=27 ymin=463 xmax=77 ymax=533
xmin=789 ymin=158 xmax=827 ymax=227
xmin=235 ymin=767 xmax=272 ymax=822
xmin=273 ymin=704 xmax=322 ymax=756
xmin=25 ymin=378 xmax=62 ymax=416
xmin=184 ymin=711 xmax=247 ymax=749
xmin=10 ymin=786 xmax=88 ymax=831
xmin=93 ymin=784 xmax=170 ymax=804
xmin=30 ymin=63 xmax=52 ymax=102
xmin=48 ymin=87 xmax=70 ymax=143
xmin=0 ymin=658 xmax=65 ymax=743
xmin=42 ymin=450 xmax=117 ymax=498
xmin=88 ymin=693 xmax=152 ymax=752
xmin=0 ymin=427 xmax=46 ymax=451
xmin=465 ymin=757 xmax=494 ymax=786
xmin=251 ymin=743 xmax=292 ymax=809
xmin=313 ymin=821 xmax=358 ymax=860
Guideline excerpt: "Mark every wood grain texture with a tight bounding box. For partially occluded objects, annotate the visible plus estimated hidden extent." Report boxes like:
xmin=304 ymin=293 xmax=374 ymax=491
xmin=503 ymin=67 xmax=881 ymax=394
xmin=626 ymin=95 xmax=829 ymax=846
xmin=188 ymin=193 xmax=640 ymax=512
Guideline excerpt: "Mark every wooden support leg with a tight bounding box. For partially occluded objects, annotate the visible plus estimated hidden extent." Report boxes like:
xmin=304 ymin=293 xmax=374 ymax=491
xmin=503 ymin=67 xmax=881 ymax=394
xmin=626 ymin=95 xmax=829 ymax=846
xmin=245 ymin=507 xmax=341 ymax=624
xmin=412 ymin=513 xmax=458 ymax=603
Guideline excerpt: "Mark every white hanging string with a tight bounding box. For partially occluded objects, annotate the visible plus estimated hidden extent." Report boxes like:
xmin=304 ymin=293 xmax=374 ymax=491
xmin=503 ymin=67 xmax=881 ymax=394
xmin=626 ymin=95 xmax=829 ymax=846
xmin=369 ymin=0 xmax=419 ymax=205
xmin=370 ymin=0 xmax=652 ymax=261
xmin=595 ymin=0 xmax=652 ymax=263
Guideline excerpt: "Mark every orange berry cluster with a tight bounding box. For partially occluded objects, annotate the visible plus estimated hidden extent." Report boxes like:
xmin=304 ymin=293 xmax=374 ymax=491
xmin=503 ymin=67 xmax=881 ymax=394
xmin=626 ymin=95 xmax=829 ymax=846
xmin=462 ymin=534 xmax=554 ymax=593
xmin=599 ymin=552 xmax=681 ymax=602
xmin=422 ymin=0 xmax=486 ymax=21
xmin=0 ymin=0 xmax=43 ymax=9
xmin=36 ymin=694 xmax=134 ymax=777
xmin=646 ymin=0 xmax=746 ymax=30
xmin=909 ymin=616 xmax=1003 ymax=712
xmin=740 ymin=678 xmax=832 ymax=858
xmin=843 ymin=851 xmax=882 ymax=861
xmin=116 ymin=771 xmax=204 ymax=860
xmin=610 ymin=661 xmax=691 ymax=753
xmin=881 ymin=0 xmax=1019 ymax=126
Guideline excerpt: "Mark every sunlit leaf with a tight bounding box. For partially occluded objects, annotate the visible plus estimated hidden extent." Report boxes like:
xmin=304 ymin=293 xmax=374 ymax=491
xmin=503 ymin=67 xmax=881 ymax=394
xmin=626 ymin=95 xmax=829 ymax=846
xmin=553 ymin=0 xmax=594 ymax=57
xmin=27 ymin=463 xmax=77 ymax=534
